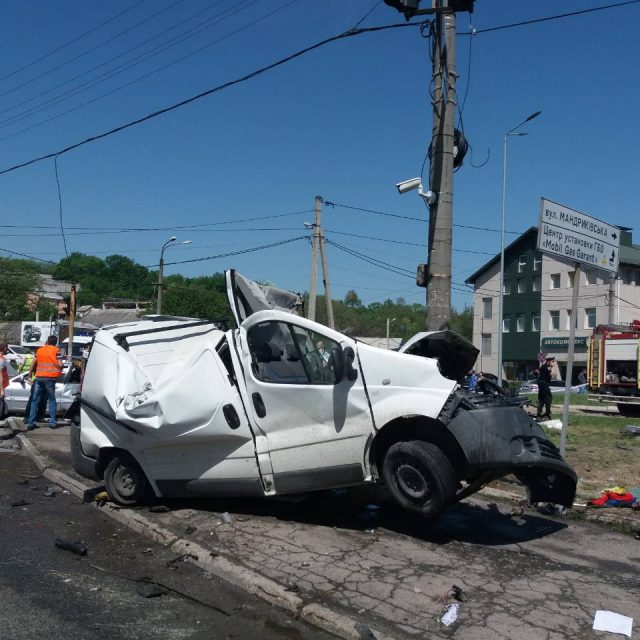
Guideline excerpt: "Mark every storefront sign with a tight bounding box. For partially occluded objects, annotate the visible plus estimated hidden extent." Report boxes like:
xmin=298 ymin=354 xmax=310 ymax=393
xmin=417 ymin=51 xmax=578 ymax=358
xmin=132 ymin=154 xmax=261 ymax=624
xmin=541 ymin=336 xmax=588 ymax=350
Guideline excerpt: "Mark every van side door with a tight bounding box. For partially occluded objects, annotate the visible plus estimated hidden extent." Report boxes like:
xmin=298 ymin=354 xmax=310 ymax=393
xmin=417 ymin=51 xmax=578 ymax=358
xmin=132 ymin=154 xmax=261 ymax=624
xmin=235 ymin=315 xmax=374 ymax=494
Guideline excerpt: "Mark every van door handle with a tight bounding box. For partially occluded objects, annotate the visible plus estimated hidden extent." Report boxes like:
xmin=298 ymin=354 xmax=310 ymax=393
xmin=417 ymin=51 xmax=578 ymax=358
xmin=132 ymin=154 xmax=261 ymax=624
xmin=252 ymin=392 xmax=266 ymax=418
xmin=222 ymin=404 xmax=241 ymax=430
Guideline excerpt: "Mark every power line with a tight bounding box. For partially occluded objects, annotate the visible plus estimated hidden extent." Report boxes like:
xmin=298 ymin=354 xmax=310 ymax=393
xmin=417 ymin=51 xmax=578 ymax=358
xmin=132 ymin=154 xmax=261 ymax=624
xmin=325 ymin=201 xmax=524 ymax=235
xmin=0 ymin=0 xmax=188 ymax=101
xmin=0 ymin=0 xmax=276 ymax=135
xmin=150 ymin=235 xmax=307 ymax=267
xmin=0 ymin=20 xmax=423 ymax=177
xmin=0 ymin=247 xmax=56 ymax=264
xmin=460 ymin=1 xmax=640 ymax=36
xmin=0 ymin=0 xmax=231 ymax=118
xmin=0 ymin=208 xmax=312 ymax=232
xmin=0 ymin=0 xmax=150 ymax=83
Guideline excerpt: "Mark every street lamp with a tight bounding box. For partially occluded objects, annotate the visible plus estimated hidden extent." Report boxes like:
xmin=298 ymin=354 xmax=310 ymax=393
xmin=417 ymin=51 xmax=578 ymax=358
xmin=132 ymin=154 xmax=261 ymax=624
xmin=496 ymin=110 xmax=541 ymax=387
xmin=386 ymin=317 xmax=397 ymax=350
xmin=157 ymin=236 xmax=192 ymax=314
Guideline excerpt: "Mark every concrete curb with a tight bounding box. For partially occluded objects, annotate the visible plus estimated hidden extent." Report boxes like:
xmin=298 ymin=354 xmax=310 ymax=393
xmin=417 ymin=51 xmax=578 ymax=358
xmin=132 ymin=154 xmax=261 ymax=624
xmin=16 ymin=433 xmax=395 ymax=640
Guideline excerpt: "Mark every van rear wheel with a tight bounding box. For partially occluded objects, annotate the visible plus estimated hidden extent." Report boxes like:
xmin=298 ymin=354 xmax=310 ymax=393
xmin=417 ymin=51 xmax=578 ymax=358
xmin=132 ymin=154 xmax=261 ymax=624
xmin=382 ymin=440 xmax=456 ymax=520
xmin=104 ymin=453 xmax=148 ymax=506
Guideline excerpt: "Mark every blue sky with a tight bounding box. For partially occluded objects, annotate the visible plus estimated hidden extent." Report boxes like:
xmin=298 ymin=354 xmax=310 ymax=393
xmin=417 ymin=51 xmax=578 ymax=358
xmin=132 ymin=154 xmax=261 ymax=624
xmin=1 ymin=0 xmax=638 ymax=310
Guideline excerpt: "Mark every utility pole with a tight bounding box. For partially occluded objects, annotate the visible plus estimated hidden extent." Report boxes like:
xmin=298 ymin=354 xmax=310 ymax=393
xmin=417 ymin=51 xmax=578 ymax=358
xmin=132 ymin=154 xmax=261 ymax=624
xmin=426 ymin=0 xmax=456 ymax=331
xmin=68 ymin=284 xmax=76 ymax=361
xmin=306 ymin=195 xmax=335 ymax=329
xmin=307 ymin=196 xmax=322 ymax=322
xmin=318 ymin=225 xmax=335 ymax=329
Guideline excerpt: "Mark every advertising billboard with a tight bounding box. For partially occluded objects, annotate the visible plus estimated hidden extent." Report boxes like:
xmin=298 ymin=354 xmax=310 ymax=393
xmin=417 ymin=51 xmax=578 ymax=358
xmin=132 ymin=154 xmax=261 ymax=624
xmin=21 ymin=321 xmax=57 ymax=348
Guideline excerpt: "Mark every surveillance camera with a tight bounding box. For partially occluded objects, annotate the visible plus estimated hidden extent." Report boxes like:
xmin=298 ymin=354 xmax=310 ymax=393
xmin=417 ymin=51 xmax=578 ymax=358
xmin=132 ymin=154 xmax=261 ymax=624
xmin=396 ymin=177 xmax=422 ymax=194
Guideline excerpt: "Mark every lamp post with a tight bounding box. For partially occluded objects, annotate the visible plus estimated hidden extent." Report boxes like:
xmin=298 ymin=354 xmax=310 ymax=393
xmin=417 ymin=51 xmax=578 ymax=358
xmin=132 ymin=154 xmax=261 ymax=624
xmin=497 ymin=110 xmax=542 ymax=388
xmin=157 ymin=236 xmax=191 ymax=314
xmin=386 ymin=317 xmax=397 ymax=350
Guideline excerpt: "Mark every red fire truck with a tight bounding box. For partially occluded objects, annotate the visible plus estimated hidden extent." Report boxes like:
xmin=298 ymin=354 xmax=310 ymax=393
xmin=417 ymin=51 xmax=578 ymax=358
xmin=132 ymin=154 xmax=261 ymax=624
xmin=588 ymin=320 xmax=640 ymax=416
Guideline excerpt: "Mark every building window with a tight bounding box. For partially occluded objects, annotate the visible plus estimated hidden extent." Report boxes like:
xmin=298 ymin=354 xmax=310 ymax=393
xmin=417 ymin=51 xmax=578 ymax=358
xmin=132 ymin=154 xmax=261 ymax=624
xmin=568 ymin=271 xmax=575 ymax=288
xmin=518 ymin=255 xmax=527 ymax=273
xmin=516 ymin=313 xmax=525 ymax=332
xmin=533 ymin=255 xmax=542 ymax=272
xmin=532 ymin=276 xmax=541 ymax=292
xmin=550 ymin=273 xmax=560 ymax=289
xmin=585 ymin=270 xmax=597 ymax=286
xmin=549 ymin=310 xmax=560 ymax=331
xmin=503 ymin=281 xmax=511 ymax=295
xmin=503 ymin=317 xmax=511 ymax=333
xmin=517 ymin=279 xmax=526 ymax=294
xmin=621 ymin=269 xmax=634 ymax=285
xmin=482 ymin=297 xmax=492 ymax=319
xmin=532 ymin=312 xmax=540 ymax=332
xmin=481 ymin=334 xmax=491 ymax=356
xmin=585 ymin=308 xmax=596 ymax=329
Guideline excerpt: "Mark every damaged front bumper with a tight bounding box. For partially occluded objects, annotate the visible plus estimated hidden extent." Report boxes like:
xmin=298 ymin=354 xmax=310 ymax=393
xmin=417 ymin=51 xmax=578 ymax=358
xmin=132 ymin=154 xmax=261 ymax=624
xmin=446 ymin=406 xmax=577 ymax=508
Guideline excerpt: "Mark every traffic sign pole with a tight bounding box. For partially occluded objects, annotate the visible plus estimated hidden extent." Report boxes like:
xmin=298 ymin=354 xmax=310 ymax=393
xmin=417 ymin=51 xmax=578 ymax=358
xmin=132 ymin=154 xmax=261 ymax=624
xmin=560 ymin=263 xmax=580 ymax=456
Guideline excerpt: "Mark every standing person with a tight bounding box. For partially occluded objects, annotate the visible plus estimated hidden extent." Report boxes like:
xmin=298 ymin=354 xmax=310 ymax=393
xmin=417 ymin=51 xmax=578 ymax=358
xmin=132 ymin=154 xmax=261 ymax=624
xmin=24 ymin=336 xmax=63 ymax=429
xmin=0 ymin=343 xmax=10 ymax=420
xmin=18 ymin=348 xmax=34 ymax=374
xmin=468 ymin=370 xmax=478 ymax=392
xmin=536 ymin=356 xmax=554 ymax=420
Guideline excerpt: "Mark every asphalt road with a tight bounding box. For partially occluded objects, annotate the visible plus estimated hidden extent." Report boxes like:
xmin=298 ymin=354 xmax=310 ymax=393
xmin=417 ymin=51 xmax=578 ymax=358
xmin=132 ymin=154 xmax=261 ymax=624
xmin=0 ymin=449 xmax=335 ymax=640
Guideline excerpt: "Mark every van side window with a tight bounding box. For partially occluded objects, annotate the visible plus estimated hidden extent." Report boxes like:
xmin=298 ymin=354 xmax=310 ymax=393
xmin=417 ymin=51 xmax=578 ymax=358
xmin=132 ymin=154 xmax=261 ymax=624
xmin=290 ymin=325 xmax=339 ymax=385
xmin=247 ymin=322 xmax=308 ymax=384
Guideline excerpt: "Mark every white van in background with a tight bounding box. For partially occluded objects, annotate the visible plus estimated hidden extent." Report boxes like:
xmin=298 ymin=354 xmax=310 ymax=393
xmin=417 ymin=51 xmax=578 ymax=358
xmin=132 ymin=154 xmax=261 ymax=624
xmin=61 ymin=334 xmax=94 ymax=360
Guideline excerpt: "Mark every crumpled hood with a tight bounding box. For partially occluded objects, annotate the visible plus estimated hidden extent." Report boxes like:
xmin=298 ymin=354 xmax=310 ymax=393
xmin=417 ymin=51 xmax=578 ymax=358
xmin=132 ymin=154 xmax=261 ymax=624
xmin=399 ymin=330 xmax=479 ymax=382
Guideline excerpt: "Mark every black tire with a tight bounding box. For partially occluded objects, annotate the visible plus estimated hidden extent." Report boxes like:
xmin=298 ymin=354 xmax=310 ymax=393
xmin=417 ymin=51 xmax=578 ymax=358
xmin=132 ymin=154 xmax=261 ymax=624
xmin=382 ymin=440 xmax=457 ymax=520
xmin=104 ymin=453 xmax=149 ymax=506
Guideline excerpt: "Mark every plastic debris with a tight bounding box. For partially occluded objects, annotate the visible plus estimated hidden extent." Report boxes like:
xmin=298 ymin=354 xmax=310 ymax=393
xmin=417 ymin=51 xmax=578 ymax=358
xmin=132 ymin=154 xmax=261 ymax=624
xmin=221 ymin=512 xmax=232 ymax=524
xmin=593 ymin=610 xmax=633 ymax=637
xmin=441 ymin=603 xmax=459 ymax=627
xmin=55 ymin=538 xmax=88 ymax=556
xmin=149 ymin=504 xmax=170 ymax=513
xmin=450 ymin=585 xmax=468 ymax=602
xmin=136 ymin=583 xmax=168 ymax=598
xmin=354 ymin=622 xmax=377 ymax=640
xmin=44 ymin=487 xmax=57 ymax=497
xmin=94 ymin=491 xmax=110 ymax=506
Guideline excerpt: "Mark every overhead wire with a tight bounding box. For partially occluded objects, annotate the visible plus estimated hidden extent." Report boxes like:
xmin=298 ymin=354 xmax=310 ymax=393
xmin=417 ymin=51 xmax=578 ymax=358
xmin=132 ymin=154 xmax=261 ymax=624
xmin=0 ymin=0 xmax=278 ymax=134
xmin=53 ymin=156 xmax=68 ymax=257
xmin=0 ymin=20 xmax=424 ymax=177
xmin=0 ymin=0 xmax=188 ymax=100
xmin=0 ymin=0 xmax=150 ymax=83
xmin=0 ymin=0 xmax=231 ymax=118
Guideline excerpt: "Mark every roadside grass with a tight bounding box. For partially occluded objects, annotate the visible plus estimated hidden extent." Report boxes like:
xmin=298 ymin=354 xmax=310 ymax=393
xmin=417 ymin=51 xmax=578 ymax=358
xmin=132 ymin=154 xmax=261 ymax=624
xmin=523 ymin=392 xmax=608 ymax=406
xmin=545 ymin=414 xmax=640 ymax=501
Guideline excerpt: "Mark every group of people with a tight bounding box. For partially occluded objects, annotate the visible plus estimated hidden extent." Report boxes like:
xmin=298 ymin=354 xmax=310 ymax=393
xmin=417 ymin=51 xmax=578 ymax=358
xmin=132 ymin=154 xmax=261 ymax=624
xmin=0 ymin=336 xmax=65 ymax=428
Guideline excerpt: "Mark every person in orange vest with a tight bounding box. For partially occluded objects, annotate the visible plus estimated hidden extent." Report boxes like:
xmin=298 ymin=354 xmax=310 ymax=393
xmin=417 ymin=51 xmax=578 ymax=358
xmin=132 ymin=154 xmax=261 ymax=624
xmin=24 ymin=335 xmax=63 ymax=429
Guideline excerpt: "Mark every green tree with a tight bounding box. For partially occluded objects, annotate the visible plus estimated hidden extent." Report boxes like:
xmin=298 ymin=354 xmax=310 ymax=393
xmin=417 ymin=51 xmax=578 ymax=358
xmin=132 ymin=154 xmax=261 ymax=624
xmin=0 ymin=258 xmax=42 ymax=320
xmin=343 ymin=290 xmax=362 ymax=308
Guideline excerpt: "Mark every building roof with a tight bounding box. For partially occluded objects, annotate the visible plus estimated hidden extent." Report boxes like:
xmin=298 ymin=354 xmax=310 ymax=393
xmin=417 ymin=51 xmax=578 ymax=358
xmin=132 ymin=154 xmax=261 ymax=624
xmin=79 ymin=307 xmax=142 ymax=326
xmin=465 ymin=227 xmax=538 ymax=284
xmin=465 ymin=227 xmax=640 ymax=283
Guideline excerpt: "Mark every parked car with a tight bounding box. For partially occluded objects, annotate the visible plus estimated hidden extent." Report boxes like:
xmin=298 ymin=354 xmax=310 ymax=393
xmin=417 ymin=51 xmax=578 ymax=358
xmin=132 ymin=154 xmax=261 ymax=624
xmin=22 ymin=325 xmax=42 ymax=343
xmin=3 ymin=366 xmax=81 ymax=416
xmin=4 ymin=344 xmax=30 ymax=372
xmin=72 ymin=270 xmax=577 ymax=519
xmin=519 ymin=380 xmax=588 ymax=394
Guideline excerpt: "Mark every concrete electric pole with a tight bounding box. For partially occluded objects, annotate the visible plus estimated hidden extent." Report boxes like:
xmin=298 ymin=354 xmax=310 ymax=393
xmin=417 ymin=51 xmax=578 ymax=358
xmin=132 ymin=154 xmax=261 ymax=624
xmin=426 ymin=1 xmax=456 ymax=331
xmin=307 ymin=195 xmax=335 ymax=329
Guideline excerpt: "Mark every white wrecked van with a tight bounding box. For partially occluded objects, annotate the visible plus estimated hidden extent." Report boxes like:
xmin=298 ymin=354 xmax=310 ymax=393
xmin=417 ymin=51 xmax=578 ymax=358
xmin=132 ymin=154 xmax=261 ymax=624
xmin=72 ymin=270 xmax=576 ymax=519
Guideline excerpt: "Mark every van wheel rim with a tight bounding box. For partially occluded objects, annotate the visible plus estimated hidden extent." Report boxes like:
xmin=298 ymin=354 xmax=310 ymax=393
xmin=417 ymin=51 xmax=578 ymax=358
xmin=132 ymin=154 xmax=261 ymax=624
xmin=114 ymin=466 xmax=137 ymax=497
xmin=396 ymin=463 xmax=430 ymax=501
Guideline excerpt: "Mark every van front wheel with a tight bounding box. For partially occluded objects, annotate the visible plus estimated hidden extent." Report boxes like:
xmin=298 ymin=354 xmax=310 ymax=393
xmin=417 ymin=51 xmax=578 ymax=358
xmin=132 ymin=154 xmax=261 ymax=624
xmin=104 ymin=453 xmax=148 ymax=506
xmin=382 ymin=440 xmax=456 ymax=520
